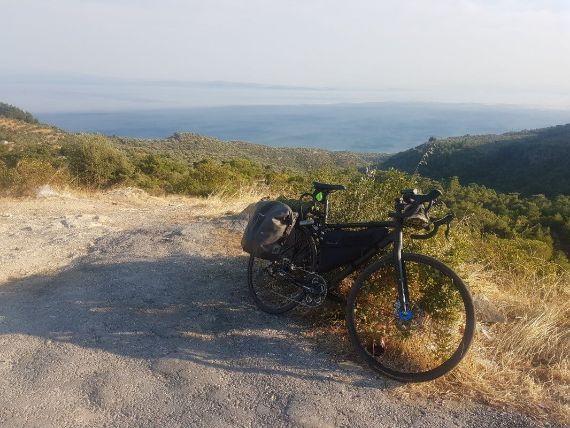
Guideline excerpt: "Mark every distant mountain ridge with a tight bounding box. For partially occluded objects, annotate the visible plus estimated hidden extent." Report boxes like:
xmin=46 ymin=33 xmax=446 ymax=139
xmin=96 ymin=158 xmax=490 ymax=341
xmin=380 ymin=124 xmax=570 ymax=196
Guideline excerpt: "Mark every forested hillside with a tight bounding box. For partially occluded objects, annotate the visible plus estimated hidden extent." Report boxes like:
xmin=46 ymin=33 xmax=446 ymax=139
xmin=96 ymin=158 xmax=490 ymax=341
xmin=0 ymin=117 xmax=383 ymax=171
xmin=114 ymin=132 xmax=384 ymax=170
xmin=381 ymin=124 xmax=570 ymax=196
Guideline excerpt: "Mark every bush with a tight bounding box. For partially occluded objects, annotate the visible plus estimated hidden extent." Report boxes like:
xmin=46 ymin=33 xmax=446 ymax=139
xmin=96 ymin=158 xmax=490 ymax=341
xmin=0 ymin=159 xmax=71 ymax=196
xmin=62 ymin=135 xmax=134 ymax=188
xmin=173 ymin=159 xmax=239 ymax=196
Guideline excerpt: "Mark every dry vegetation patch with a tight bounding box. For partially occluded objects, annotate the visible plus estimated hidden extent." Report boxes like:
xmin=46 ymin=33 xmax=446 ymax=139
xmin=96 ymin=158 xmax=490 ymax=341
xmin=429 ymin=262 xmax=570 ymax=423
xmin=297 ymin=261 xmax=570 ymax=424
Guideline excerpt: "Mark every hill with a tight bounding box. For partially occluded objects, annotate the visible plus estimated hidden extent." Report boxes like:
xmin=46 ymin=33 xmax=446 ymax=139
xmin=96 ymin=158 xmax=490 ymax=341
xmin=0 ymin=116 xmax=384 ymax=172
xmin=0 ymin=117 xmax=66 ymax=145
xmin=0 ymin=102 xmax=39 ymax=124
xmin=2 ymin=110 xmax=569 ymax=197
xmin=0 ymin=116 xmax=386 ymax=197
xmin=114 ymin=132 xmax=385 ymax=171
xmin=380 ymin=124 xmax=570 ymax=196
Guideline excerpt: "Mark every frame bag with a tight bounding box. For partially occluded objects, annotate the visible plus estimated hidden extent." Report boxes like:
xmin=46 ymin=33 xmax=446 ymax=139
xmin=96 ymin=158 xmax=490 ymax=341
xmin=318 ymin=228 xmax=388 ymax=273
xmin=241 ymin=201 xmax=298 ymax=260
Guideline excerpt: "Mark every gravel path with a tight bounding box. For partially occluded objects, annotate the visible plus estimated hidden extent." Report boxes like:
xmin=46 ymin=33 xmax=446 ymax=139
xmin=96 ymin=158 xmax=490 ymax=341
xmin=0 ymin=192 xmax=554 ymax=427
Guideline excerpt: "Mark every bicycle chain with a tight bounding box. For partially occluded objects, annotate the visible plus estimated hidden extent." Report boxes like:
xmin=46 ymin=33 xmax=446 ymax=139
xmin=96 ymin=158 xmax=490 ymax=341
xmin=261 ymin=264 xmax=328 ymax=308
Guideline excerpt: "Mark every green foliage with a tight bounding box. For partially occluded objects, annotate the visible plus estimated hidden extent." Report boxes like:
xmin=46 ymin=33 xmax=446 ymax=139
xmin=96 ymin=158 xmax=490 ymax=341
xmin=171 ymin=159 xmax=238 ymax=196
xmin=129 ymin=153 xmax=188 ymax=193
xmin=114 ymin=132 xmax=385 ymax=171
xmin=0 ymin=141 xmax=62 ymax=169
xmin=381 ymin=125 xmax=570 ymax=196
xmin=0 ymin=158 xmax=70 ymax=196
xmin=0 ymin=102 xmax=38 ymax=123
xmin=62 ymin=134 xmax=134 ymax=188
xmin=274 ymin=169 xmax=569 ymax=268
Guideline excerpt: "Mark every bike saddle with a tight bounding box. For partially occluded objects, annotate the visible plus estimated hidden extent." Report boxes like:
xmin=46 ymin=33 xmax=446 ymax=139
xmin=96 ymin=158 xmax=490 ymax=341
xmin=313 ymin=181 xmax=347 ymax=192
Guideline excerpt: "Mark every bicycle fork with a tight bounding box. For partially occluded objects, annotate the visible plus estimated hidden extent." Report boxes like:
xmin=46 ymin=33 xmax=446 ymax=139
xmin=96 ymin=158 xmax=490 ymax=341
xmin=393 ymin=230 xmax=412 ymax=320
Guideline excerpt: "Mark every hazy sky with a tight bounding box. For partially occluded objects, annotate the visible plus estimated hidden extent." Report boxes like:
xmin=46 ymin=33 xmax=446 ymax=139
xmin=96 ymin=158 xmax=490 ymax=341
xmin=2 ymin=0 xmax=570 ymax=110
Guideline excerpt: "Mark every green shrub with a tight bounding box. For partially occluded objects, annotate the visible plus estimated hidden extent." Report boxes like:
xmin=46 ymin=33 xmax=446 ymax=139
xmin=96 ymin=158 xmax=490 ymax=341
xmin=0 ymin=140 xmax=63 ymax=168
xmin=62 ymin=135 xmax=134 ymax=188
xmin=173 ymin=159 xmax=239 ymax=196
xmin=0 ymin=159 xmax=71 ymax=196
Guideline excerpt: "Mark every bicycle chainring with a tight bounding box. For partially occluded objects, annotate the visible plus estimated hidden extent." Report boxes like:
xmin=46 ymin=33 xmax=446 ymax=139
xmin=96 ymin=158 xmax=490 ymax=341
xmin=303 ymin=273 xmax=328 ymax=307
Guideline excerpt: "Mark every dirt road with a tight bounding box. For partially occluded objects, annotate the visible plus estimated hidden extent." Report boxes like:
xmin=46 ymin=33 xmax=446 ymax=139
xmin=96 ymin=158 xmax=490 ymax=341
xmin=0 ymin=190 xmax=550 ymax=427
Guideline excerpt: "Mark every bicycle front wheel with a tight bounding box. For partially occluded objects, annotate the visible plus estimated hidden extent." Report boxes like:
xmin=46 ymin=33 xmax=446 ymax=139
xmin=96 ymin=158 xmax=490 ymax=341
xmin=346 ymin=252 xmax=475 ymax=382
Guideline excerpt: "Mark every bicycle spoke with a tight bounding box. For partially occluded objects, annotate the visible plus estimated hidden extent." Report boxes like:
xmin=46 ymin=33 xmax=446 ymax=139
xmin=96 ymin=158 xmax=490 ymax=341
xmin=248 ymin=227 xmax=317 ymax=313
xmin=347 ymin=253 xmax=474 ymax=381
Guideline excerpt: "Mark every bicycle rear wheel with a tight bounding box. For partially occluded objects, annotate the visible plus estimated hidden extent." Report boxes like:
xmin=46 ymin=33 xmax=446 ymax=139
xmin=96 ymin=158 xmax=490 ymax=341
xmin=346 ymin=252 xmax=475 ymax=382
xmin=248 ymin=227 xmax=316 ymax=314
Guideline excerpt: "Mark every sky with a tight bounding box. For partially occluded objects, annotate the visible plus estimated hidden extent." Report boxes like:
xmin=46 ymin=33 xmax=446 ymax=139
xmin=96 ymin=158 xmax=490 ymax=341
xmin=1 ymin=0 xmax=570 ymax=111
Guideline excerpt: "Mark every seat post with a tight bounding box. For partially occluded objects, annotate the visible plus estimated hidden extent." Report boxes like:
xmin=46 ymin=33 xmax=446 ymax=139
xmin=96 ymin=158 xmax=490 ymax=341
xmin=313 ymin=182 xmax=345 ymax=224
xmin=323 ymin=192 xmax=330 ymax=224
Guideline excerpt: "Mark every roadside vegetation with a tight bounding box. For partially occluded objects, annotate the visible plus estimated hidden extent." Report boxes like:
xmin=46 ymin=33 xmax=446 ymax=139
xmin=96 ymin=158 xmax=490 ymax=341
xmin=1 ymin=113 xmax=568 ymax=422
xmin=298 ymin=171 xmax=568 ymax=423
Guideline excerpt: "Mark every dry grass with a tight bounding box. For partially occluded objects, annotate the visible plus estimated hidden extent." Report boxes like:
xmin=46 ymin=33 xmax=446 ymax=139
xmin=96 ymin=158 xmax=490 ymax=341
xmin=300 ymin=263 xmax=569 ymax=424
xmin=0 ymin=117 xmax=66 ymax=142
xmin=198 ymin=186 xmax=269 ymax=217
xmin=0 ymin=159 xmax=73 ymax=197
xmin=391 ymin=261 xmax=570 ymax=424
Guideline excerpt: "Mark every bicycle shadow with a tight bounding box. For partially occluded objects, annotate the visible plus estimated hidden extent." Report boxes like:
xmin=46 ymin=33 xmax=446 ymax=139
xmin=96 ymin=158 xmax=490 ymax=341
xmin=0 ymin=250 xmax=397 ymax=391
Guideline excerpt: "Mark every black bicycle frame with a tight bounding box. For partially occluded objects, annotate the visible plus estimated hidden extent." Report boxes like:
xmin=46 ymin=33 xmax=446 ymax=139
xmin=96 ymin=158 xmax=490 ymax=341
xmin=305 ymin=188 xmax=451 ymax=312
xmin=306 ymin=221 xmax=410 ymax=312
xmin=307 ymin=191 xmax=412 ymax=312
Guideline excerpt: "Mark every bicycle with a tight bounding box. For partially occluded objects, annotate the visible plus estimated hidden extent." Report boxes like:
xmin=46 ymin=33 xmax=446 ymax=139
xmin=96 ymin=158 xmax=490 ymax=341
xmin=247 ymin=182 xmax=475 ymax=382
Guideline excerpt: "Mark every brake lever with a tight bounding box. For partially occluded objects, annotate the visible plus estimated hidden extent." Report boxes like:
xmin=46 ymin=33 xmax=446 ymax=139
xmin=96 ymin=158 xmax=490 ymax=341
xmin=410 ymin=213 xmax=454 ymax=240
xmin=441 ymin=213 xmax=454 ymax=240
xmin=425 ymin=200 xmax=434 ymax=216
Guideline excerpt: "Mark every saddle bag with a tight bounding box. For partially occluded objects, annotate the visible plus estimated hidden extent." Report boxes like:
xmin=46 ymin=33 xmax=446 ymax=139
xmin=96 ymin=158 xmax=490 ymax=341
xmin=318 ymin=228 xmax=388 ymax=273
xmin=241 ymin=201 xmax=298 ymax=260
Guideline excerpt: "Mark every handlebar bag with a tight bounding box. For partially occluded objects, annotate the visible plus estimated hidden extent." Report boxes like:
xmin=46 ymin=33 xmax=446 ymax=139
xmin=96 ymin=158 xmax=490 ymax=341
xmin=241 ymin=201 xmax=298 ymax=260
xmin=403 ymin=204 xmax=430 ymax=229
xmin=318 ymin=228 xmax=388 ymax=273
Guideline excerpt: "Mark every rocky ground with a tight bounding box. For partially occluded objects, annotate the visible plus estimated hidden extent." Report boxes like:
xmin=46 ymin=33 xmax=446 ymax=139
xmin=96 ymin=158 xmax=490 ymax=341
xmin=0 ymin=189 xmax=557 ymax=427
